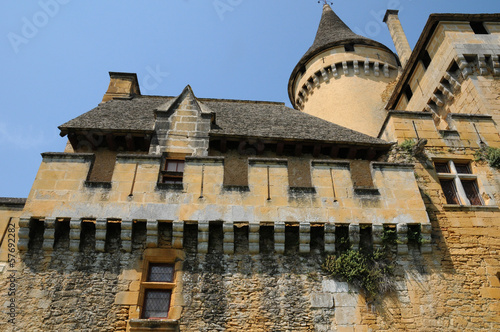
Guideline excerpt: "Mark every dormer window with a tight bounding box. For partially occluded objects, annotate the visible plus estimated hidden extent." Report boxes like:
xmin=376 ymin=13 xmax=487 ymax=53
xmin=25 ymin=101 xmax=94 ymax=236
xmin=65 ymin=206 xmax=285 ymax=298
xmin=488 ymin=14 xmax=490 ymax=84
xmin=160 ymin=159 xmax=185 ymax=184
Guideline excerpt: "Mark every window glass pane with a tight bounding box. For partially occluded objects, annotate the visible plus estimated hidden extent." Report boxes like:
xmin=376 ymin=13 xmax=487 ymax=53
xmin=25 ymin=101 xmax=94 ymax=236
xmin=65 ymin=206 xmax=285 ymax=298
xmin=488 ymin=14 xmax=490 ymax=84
xmin=147 ymin=264 xmax=174 ymax=282
xmin=462 ymin=181 xmax=482 ymax=206
xmin=440 ymin=180 xmax=460 ymax=204
xmin=166 ymin=161 xmax=178 ymax=172
xmin=143 ymin=290 xmax=171 ymax=319
xmin=176 ymin=161 xmax=185 ymax=173
xmin=435 ymin=163 xmax=450 ymax=173
xmin=455 ymin=163 xmax=471 ymax=174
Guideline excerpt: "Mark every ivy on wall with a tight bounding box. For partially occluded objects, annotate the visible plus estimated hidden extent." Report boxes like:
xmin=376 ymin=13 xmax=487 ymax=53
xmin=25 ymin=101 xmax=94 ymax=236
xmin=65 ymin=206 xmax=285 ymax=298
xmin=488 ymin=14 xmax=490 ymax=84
xmin=475 ymin=146 xmax=500 ymax=169
xmin=322 ymin=228 xmax=397 ymax=298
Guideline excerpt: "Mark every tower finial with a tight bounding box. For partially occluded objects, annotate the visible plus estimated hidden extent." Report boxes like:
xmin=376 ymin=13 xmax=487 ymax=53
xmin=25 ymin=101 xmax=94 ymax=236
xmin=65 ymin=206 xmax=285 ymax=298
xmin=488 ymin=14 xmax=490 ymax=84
xmin=318 ymin=0 xmax=333 ymax=5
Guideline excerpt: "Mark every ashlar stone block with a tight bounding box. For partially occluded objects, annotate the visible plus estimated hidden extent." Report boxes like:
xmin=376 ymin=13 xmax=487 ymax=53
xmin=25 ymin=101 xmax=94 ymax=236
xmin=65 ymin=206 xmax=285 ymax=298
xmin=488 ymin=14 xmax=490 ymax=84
xmin=248 ymin=224 xmax=260 ymax=254
xmin=42 ymin=218 xmax=56 ymax=251
xmin=274 ymin=223 xmax=285 ymax=254
xmin=95 ymin=219 xmax=107 ymax=252
xmin=223 ymin=222 xmax=234 ymax=254
xmin=299 ymin=222 xmax=311 ymax=254
xmin=69 ymin=218 xmax=81 ymax=252
xmin=17 ymin=218 xmax=30 ymax=251
xmin=172 ymin=221 xmax=184 ymax=249
xmin=146 ymin=220 xmax=158 ymax=248
xmin=198 ymin=221 xmax=209 ymax=254
xmin=310 ymin=292 xmax=334 ymax=308
xmin=121 ymin=220 xmax=133 ymax=253
xmin=324 ymin=223 xmax=336 ymax=253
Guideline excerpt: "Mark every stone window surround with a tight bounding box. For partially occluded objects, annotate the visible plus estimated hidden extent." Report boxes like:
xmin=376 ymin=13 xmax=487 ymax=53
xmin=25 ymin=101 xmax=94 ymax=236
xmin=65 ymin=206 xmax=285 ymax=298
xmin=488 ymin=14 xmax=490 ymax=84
xmin=129 ymin=248 xmax=184 ymax=332
xmin=159 ymin=157 xmax=185 ymax=184
xmin=435 ymin=159 xmax=483 ymax=206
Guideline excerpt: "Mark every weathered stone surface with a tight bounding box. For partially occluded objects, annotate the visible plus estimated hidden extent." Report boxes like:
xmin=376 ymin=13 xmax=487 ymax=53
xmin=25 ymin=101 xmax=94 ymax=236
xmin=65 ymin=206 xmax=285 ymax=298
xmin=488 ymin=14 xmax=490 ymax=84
xmin=310 ymin=292 xmax=334 ymax=308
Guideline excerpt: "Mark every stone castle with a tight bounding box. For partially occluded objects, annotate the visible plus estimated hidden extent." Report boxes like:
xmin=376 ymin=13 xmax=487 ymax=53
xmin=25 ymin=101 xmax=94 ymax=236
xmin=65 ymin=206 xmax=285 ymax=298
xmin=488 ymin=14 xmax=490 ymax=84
xmin=1 ymin=4 xmax=499 ymax=331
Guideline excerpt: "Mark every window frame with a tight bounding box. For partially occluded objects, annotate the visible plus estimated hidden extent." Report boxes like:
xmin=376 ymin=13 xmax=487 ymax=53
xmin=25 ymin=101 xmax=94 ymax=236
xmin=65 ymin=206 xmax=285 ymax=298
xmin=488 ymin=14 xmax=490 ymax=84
xmin=138 ymin=255 xmax=179 ymax=321
xmin=160 ymin=159 xmax=185 ymax=184
xmin=435 ymin=160 xmax=483 ymax=206
xmin=157 ymin=154 xmax=187 ymax=190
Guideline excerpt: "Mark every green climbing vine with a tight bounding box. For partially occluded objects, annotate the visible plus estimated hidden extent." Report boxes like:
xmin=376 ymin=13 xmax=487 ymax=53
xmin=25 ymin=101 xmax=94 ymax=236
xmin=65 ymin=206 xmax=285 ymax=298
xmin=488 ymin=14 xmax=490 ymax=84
xmin=322 ymin=228 xmax=396 ymax=298
xmin=474 ymin=146 xmax=500 ymax=169
xmin=399 ymin=138 xmax=416 ymax=153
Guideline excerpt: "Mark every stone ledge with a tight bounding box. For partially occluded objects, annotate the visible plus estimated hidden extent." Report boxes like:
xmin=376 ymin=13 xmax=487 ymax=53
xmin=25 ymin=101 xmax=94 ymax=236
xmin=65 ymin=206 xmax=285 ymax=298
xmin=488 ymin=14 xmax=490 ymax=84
xmin=129 ymin=319 xmax=179 ymax=332
xmin=41 ymin=152 xmax=94 ymax=161
xmin=248 ymin=157 xmax=288 ymax=166
xmin=289 ymin=187 xmax=316 ymax=194
xmin=353 ymin=187 xmax=380 ymax=196
xmin=185 ymin=156 xmax=224 ymax=164
xmin=311 ymin=160 xmax=350 ymax=168
xmin=371 ymin=162 xmax=414 ymax=169
xmin=85 ymin=181 xmax=112 ymax=189
xmin=450 ymin=113 xmax=493 ymax=120
xmin=222 ymin=185 xmax=250 ymax=192
xmin=0 ymin=197 xmax=26 ymax=208
xmin=443 ymin=204 xmax=499 ymax=211
xmin=116 ymin=154 xmax=162 ymax=161
xmin=156 ymin=183 xmax=184 ymax=191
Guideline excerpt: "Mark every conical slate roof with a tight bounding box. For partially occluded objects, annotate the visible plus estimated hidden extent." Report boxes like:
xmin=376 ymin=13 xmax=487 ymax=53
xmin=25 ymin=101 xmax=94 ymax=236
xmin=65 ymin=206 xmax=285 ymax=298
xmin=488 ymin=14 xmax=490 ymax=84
xmin=288 ymin=5 xmax=394 ymax=101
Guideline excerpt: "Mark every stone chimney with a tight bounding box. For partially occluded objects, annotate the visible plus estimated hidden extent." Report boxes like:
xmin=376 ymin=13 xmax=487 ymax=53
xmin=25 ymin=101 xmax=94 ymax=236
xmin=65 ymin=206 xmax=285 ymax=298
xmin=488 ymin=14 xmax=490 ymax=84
xmin=101 ymin=72 xmax=141 ymax=103
xmin=383 ymin=10 xmax=412 ymax=68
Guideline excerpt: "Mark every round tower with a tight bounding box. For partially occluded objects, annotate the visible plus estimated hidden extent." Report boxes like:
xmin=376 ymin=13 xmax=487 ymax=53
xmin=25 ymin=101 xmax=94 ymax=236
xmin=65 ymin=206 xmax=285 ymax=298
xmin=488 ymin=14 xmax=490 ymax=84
xmin=288 ymin=4 xmax=400 ymax=137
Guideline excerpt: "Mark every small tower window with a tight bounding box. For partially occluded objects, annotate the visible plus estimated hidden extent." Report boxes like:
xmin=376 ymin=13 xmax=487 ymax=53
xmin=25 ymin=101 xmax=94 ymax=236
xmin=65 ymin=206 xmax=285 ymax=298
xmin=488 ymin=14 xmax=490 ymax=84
xmin=421 ymin=50 xmax=432 ymax=70
xmin=404 ymin=85 xmax=413 ymax=102
xmin=344 ymin=44 xmax=355 ymax=52
xmin=470 ymin=21 xmax=489 ymax=35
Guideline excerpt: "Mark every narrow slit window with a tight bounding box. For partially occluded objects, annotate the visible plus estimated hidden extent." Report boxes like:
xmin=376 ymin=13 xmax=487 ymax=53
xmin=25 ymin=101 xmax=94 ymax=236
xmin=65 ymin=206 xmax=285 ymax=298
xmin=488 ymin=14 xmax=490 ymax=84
xmin=421 ymin=50 xmax=432 ymax=69
xmin=344 ymin=44 xmax=355 ymax=52
xmin=404 ymin=85 xmax=413 ymax=102
xmin=470 ymin=21 xmax=489 ymax=35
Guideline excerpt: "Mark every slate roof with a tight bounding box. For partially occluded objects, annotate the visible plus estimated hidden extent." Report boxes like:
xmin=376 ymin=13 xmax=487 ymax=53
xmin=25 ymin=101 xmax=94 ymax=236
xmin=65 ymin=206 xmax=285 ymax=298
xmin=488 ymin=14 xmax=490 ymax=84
xmin=59 ymin=94 xmax=390 ymax=146
xmin=289 ymin=5 xmax=394 ymax=103
xmin=204 ymin=100 xmax=389 ymax=146
xmin=59 ymin=97 xmax=172 ymax=134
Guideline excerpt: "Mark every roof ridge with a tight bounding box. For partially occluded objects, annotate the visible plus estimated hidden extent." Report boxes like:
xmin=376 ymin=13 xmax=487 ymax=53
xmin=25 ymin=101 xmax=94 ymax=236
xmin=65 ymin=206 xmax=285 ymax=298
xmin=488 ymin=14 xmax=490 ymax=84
xmin=136 ymin=94 xmax=285 ymax=105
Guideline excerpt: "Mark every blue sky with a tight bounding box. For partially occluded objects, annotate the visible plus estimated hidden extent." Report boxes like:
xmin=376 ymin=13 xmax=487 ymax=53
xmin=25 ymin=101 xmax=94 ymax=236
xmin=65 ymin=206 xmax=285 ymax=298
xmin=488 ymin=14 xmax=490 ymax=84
xmin=1 ymin=0 xmax=499 ymax=198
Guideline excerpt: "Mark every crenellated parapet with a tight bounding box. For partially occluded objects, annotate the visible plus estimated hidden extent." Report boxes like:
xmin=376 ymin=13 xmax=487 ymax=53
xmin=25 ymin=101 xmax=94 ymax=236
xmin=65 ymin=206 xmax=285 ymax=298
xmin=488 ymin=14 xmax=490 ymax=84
xmin=290 ymin=44 xmax=399 ymax=137
xmin=295 ymin=59 xmax=398 ymax=110
xmin=17 ymin=217 xmax=429 ymax=256
xmin=387 ymin=17 xmax=500 ymax=130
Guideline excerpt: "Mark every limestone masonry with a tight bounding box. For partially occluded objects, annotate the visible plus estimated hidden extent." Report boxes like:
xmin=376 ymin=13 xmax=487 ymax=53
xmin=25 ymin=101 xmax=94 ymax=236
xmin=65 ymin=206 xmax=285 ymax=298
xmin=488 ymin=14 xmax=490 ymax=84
xmin=1 ymin=4 xmax=499 ymax=332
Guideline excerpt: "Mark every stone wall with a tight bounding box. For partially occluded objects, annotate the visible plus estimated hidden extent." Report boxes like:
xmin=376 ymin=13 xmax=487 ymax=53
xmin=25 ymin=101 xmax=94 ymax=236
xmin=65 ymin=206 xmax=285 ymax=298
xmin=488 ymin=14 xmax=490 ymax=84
xmin=2 ymin=225 xmax=499 ymax=331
